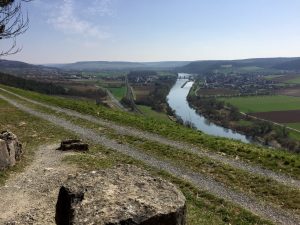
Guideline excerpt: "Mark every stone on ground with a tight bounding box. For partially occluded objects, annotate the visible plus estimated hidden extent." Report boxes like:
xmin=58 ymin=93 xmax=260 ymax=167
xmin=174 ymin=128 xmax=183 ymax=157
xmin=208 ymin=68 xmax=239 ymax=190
xmin=55 ymin=165 xmax=186 ymax=225
xmin=0 ymin=131 xmax=23 ymax=170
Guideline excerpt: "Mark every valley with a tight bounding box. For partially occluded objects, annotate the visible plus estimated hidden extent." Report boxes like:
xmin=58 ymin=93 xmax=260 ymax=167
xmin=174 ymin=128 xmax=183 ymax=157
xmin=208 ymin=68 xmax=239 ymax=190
xmin=0 ymin=85 xmax=300 ymax=225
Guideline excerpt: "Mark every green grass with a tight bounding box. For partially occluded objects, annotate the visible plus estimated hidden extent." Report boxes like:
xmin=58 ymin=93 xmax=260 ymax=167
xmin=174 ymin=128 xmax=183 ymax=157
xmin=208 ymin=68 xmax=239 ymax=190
xmin=237 ymin=120 xmax=253 ymax=127
xmin=286 ymin=76 xmax=300 ymax=84
xmin=221 ymin=95 xmax=300 ymax=113
xmin=108 ymin=86 xmax=126 ymax=100
xmin=137 ymin=105 xmax=169 ymax=121
xmin=0 ymin=99 xmax=74 ymax=185
xmin=286 ymin=123 xmax=300 ymax=130
xmin=264 ymin=75 xmax=284 ymax=80
xmin=285 ymin=123 xmax=300 ymax=141
xmin=1 ymin=85 xmax=299 ymax=179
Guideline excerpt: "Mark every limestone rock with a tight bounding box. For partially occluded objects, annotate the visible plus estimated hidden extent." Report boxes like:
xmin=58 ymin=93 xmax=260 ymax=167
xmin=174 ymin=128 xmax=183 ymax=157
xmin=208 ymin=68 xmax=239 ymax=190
xmin=0 ymin=131 xmax=23 ymax=170
xmin=55 ymin=165 xmax=186 ymax=225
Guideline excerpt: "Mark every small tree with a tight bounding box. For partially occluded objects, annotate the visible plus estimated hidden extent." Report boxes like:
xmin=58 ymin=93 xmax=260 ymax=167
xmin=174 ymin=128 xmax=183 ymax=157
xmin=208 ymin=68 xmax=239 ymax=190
xmin=0 ymin=0 xmax=32 ymax=56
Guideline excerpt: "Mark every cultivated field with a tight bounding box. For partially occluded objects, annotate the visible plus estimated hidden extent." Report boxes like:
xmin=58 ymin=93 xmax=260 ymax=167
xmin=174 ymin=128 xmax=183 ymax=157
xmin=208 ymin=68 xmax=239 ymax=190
xmin=276 ymin=87 xmax=300 ymax=97
xmin=286 ymin=76 xmax=300 ymax=84
xmin=250 ymin=110 xmax=300 ymax=123
xmin=197 ymin=88 xmax=238 ymax=96
xmin=108 ymin=86 xmax=126 ymax=100
xmin=221 ymin=95 xmax=300 ymax=113
xmin=265 ymin=74 xmax=300 ymax=83
xmin=132 ymin=85 xmax=154 ymax=102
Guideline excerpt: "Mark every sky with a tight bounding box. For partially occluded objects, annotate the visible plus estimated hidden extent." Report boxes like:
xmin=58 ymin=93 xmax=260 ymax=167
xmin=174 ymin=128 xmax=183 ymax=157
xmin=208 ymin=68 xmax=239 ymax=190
xmin=2 ymin=0 xmax=300 ymax=64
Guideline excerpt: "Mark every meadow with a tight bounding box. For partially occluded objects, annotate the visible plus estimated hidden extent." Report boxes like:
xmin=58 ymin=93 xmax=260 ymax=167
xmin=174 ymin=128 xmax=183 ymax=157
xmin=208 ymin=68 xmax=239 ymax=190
xmin=286 ymin=76 xmax=300 ymax=84
xmin=107 ymin=86 xmax=126 ymax=100
xmin=221 ymin=95 xmax=300 ymax=113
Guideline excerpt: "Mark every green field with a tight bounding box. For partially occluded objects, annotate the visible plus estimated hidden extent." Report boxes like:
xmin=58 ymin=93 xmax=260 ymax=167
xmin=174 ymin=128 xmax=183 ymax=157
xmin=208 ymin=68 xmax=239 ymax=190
xmin=108 ymin=86 xmax=126 ymax=100
xmin=286 ymin=76 xmax=300 ymax=84
xmin=221 ymin=95 xmax=300 ymax=113
xmin=264 ymin=75 xmax=284 ymax=80
xmin=286 ymin=123 xmax=300 ymax=131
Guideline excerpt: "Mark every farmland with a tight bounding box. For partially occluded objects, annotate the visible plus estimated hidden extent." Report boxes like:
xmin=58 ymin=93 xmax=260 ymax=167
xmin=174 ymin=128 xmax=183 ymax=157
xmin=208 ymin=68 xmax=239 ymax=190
xmin=276 ymin=87 xmax=300 ymax=97
xmin=107 ymin=86 xmax=126 ymax=100
xmin=221 ymin=95 xmax=300 ymax=113
xmin=197 ymin=88 xmax=238 ymax=96
xmin=264 ymin=74 xmax=300 ymax=84
xmin=286 ymin=76 xmax=300 ymax=84
xmin=250 ymin=110 xmax=300 ymax=123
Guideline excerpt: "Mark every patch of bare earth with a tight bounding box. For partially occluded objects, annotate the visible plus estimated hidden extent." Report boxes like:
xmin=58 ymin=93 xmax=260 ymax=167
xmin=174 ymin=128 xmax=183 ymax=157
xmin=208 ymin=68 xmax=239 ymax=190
xmin=0 ymin=144 xmax=79 ymax=225
xmin=250 ymin=110 xmax=300 ymax=123
xmin=276 ymin=87 xmax=300 ymax=97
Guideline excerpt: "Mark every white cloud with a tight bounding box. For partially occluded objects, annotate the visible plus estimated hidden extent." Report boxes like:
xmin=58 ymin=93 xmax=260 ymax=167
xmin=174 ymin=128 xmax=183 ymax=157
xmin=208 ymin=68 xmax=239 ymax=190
xmin=48 ymin=0 xmax=110 ymax=40
xmin=85 ymin=0 xmax=115 ymax=16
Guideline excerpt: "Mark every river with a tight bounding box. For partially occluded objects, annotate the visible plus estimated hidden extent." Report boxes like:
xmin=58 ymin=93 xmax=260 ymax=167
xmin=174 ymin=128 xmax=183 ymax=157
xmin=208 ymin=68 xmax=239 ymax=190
xmin=167 ymin=73 xmax=250 ymax=143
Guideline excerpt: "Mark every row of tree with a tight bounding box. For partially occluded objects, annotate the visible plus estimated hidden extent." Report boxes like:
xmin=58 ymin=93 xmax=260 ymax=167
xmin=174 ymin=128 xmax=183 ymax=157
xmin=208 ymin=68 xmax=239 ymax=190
xmin=0 ymin=72 xmax=107 ymax=101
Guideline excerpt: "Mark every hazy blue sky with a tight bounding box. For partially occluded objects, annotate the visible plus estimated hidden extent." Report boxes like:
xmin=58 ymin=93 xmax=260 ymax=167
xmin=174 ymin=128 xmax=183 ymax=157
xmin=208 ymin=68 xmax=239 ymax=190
xmin=3 ymin=0 xmax=300 ymax=64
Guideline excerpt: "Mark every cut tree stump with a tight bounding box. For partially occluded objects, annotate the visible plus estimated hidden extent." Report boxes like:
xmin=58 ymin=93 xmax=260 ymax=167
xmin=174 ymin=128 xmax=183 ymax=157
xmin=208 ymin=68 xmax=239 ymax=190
xmin=57 ymin=140 xmax=89 ymax=152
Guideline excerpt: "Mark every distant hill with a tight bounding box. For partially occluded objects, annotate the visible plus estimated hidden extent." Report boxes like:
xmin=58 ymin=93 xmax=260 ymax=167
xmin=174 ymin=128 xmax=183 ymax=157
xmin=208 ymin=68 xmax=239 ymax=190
xmin=273 ymin=58 xmax=300 ymax=70
xmin=179 ymin=57 xmax=300 ymax=75
xmin=47 ymin=61 xmax=191 ymax=71
xmin=0 ymin=60 xmax=61 ymax=77
xmin=0 ymin=59 xmax=40 ymax=69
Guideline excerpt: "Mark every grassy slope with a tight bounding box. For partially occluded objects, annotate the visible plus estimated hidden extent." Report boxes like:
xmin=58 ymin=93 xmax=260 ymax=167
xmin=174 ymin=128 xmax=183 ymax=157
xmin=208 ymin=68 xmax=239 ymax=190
xmin=221 ymin=95 xmax=300 ymax=113
xmin=1 ymin=85 xmax=299 ymax=180
xmin=0 ymin=95 xmax=273 ymax=225
xmin=137 ymin=105 xmax=169 ymax=121
xmin=108 ymin=86 xmax=126 ymax=100
xmin=2 ymin=92 xmax=297 ymax=214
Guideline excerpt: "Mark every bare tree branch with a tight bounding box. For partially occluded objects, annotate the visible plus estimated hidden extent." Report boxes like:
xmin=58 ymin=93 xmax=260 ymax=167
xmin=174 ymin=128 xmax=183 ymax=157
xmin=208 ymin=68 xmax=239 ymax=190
xmin=0 ymin=0 xmax=32 ymax=56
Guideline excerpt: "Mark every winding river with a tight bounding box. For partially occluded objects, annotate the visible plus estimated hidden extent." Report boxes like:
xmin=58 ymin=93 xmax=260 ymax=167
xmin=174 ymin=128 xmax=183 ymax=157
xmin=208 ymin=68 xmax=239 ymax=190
xmin=167 ymin=73 xmax=250 ymax=143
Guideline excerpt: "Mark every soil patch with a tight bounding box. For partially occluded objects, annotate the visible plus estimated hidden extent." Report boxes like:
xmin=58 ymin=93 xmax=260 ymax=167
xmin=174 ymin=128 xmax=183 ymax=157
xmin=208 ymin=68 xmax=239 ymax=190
xmin=250 ymin=110 xmax=300 ymax=123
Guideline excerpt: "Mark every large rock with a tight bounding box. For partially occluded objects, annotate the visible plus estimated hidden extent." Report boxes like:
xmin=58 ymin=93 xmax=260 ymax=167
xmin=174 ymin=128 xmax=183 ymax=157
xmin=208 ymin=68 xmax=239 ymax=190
xmin=0 ymin=131 xmax=22 ymax=170
xmin=55 ymin=165 xmax=186 ymax=225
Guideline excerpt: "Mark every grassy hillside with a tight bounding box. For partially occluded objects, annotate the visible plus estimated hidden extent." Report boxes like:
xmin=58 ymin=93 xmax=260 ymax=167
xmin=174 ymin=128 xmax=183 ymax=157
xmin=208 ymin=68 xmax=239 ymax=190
xmin=1 ymin=84 xmax=299 ymax=179
xmin=0 ymin=96 xmax=272 ymax=225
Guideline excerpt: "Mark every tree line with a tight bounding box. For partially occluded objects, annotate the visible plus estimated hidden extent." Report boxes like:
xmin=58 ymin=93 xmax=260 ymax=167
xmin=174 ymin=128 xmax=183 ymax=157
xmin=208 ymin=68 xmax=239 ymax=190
xmin=0 ymin=72 xmax=107 ymax=101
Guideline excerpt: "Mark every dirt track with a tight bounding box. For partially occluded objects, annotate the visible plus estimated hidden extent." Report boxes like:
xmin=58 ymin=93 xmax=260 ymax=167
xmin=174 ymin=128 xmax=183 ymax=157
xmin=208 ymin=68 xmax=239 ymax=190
xmin=0 ymin=144 xmax=78 ymax=224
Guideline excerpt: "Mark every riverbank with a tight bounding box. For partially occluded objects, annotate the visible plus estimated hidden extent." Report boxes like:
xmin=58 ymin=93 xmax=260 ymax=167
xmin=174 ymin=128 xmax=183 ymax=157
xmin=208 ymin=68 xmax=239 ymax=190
xmin=187 ymin=88 xmax=300 ymax=152
xmin=167 ymin=74 xmax=250 ymax=143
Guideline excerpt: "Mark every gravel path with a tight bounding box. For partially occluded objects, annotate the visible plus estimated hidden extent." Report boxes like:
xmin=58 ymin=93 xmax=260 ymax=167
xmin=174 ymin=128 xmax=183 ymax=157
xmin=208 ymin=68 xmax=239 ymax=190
xmin=1 ymin=87 xmax=299 ymax=189
xmin=0 ymin=93 xmax=299 ymax=225
xmin=0 ymin=144 xmax=78 ymax=224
